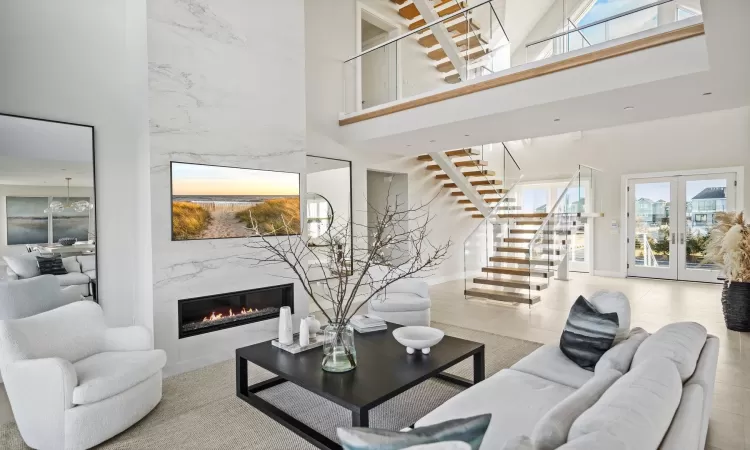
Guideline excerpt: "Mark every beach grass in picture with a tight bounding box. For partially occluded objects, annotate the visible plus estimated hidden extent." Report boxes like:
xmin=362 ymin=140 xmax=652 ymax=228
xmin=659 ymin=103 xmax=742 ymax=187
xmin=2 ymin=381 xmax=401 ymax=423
xmin=170 ymin=162 xmax=300 ymax=240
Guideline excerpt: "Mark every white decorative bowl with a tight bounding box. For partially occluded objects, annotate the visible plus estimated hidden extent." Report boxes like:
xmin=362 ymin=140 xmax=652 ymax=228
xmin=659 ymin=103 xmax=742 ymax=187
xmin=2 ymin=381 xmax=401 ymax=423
xmin=392 ymin=326 xmax=445 ymax=355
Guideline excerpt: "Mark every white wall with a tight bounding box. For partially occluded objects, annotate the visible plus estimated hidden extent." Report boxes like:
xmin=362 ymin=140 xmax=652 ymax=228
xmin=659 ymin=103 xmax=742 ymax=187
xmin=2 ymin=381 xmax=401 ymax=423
xmin=507 ymin=106 xmax=750 ymax=275
xmin=0 ymin=185 xmax=95 ymax=260
xmin=0 ymin=0 xmax=153 ymax=328
xmin=149 ymin=0 xmax=308 ymax=375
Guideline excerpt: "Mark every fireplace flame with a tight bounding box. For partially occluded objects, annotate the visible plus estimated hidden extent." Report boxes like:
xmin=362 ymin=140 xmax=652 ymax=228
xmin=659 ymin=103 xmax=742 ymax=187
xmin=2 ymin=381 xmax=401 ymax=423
xmin=202 ymin=307 xmax=255 ymax=323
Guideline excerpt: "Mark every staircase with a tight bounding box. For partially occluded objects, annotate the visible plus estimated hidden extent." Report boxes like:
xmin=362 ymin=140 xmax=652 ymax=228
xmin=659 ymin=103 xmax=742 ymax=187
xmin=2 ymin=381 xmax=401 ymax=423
xmin=388 ymin=0 xmax=498 ymax=84
xmin=418 ymin=149 xmax=597 ymax=306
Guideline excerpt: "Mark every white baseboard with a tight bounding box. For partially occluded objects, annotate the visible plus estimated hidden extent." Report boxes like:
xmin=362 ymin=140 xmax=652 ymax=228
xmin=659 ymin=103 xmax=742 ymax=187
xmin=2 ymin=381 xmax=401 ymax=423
xmin=593 ymin=270 xmax=626 ymax=278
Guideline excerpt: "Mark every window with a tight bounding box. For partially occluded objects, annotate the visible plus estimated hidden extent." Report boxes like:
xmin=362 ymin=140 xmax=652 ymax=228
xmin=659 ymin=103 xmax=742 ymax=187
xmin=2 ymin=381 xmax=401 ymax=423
xmin=695 ymin=214 xmax=708 ymax=223
xmin=5 ymin=196 xmax=91 ymax=246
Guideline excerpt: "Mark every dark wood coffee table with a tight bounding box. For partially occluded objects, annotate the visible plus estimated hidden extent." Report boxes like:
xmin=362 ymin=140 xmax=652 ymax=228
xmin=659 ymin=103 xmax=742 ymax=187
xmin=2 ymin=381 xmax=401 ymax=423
xmin=236 ymin=322 xmax=484 ymax=450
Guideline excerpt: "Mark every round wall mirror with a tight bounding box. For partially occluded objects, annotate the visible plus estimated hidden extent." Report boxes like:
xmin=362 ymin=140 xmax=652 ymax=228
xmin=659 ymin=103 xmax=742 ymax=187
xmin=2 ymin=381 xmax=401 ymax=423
xmin=306 ymin=192 xmax=334 ymax=239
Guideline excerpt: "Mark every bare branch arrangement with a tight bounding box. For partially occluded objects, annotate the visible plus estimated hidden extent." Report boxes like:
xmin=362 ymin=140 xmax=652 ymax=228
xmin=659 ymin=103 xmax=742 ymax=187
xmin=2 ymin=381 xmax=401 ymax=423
xmin=241 ymin=190 xmax=451 ymax=326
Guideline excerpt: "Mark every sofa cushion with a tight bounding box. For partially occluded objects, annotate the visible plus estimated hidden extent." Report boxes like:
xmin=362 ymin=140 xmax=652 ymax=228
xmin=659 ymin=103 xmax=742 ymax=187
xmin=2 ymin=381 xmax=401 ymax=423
xmin=55 ymin=272 xmax=91 ymax=287
xmin=416 ymin=369 xmax=576 ymax=450
xmin=588 ymin=290 xmax=631 ymax=344
xmin=84 ymin=269 xmax=96 ymax=281
xmin=595 ymin=327 xmax=649 ymax=374
xmin=632 ymin=322 xmax=707 ymax=381
xmin=62 ymin=256 xmax=81 ymax=274
xmin=77 ymin=255 xmax=96 ymax=272
xmin=568 ymin=358 xmax=682 ymax=449
xmin=560 ymin=296 xmax=619 ymax=371
xmin=2 ymin=255 xmax=41 ymax=279
xmin=369 ymin=292 xmax=430 ymax=312
xmin=337 ymin=415 xmax=491 ymax=450
xmin=511 ymin=345 xmax=594 ymax=389
xmin=531 ymin=368 xmax=621 ymax=450
xmin=659 ymin=384 xmax=704 ymax=450
xmin=558 ymin=432 xmax=627 ymax=449
xmin=72 ymin=350 xmax=167 ymax=405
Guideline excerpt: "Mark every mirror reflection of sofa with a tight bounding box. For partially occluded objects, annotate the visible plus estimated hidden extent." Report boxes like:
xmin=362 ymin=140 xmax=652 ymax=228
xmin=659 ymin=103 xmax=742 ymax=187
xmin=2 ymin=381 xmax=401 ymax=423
xmin=3 ymin=254 xmax=96 ymax=299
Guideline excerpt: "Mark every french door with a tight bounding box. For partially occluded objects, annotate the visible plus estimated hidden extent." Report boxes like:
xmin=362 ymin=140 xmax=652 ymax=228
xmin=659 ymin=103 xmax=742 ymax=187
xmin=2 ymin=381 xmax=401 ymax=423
xmin=627 ymin=173 xmax=736 ymax=282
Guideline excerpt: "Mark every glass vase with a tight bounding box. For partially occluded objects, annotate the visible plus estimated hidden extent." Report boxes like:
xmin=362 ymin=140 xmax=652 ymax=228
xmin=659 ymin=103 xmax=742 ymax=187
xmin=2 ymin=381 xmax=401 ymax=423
xmin=322 ymin=321 xmax=357 ymax=373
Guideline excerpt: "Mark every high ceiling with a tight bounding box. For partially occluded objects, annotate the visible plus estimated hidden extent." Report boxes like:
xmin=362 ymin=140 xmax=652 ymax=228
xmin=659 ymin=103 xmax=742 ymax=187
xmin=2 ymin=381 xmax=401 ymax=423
xmin=0 ymin=114 xmax=94 ymax=186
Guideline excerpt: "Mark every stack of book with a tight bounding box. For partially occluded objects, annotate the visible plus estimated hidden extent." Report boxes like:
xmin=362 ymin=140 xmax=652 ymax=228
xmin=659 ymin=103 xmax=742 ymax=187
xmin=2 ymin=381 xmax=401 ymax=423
xmin=350 ymin=315 xmax=387 ymax=333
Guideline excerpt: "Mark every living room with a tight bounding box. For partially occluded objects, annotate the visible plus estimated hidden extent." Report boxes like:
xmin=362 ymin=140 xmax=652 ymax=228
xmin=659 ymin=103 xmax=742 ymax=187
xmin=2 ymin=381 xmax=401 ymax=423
xmin=1 ymin=0 xmax=749 ymax=449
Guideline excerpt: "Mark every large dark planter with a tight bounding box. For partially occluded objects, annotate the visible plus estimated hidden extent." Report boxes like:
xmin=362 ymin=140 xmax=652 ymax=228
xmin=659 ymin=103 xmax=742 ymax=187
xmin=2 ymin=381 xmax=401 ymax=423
xmin=721 ymin=281 xmax=750 ymax=331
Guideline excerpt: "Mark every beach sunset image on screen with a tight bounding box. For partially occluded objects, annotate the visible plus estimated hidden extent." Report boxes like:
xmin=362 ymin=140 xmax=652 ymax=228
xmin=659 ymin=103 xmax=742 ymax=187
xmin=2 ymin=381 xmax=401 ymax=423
xmin=171 ymin=162 xmax=300 ymax=240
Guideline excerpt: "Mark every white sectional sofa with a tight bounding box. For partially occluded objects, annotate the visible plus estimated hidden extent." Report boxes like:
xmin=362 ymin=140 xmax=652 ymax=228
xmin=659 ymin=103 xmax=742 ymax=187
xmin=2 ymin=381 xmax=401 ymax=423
xmin=3 ymin=254 xmax=96 ymax=299
xmin=414 ymin=323 xmax=719 ymax=449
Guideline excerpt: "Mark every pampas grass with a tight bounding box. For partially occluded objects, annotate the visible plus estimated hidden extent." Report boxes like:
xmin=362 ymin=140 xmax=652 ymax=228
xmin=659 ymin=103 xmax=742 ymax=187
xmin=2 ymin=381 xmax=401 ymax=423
xmin=705 ymin=211 xmax=750 ymax=282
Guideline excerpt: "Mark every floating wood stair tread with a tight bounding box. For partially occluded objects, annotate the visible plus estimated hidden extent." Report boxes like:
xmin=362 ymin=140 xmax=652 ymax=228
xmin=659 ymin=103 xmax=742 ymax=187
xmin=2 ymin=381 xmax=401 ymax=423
xmin=465 ymin=288 xmax=541 ymax=304
xmin=399 ymin=3 xmax=421 ymax=20
xmin=390 ymin=0 xmax=408 ymax=4
xmin=443 ymin=179 xmax=501 ymax=188
xmin=472 ymin=278 xmax=547 ymax=291
xmin=497 ymin=213 xmax=548 ymax=218
xmin=465 ymin=206 xmax=520 ymax=212
xmin=458 ymin=197 xmax=512 ymax=204
xmin=504 ymin=238 xmax=563 ymax=244
xmin=409 ymin=3 xmax=466 ymax=30
xmin=417 ymin=149 xmax=477 ymax=161
xmin=515 ymin=220 xmax=545 ymax=226
xmin=436 ymin=170 xmax=495 ymax=180
xmin=425 ymin=160 xmax=487 ymax=170
xmin=510 ymin=229 xmax=571 ymax=235
xmin=419 ymin=20 xmax=478 ymax=48
xmin=445 ymin=74 xmax=461 ymax=84
xmin=495 ymin=247 xmax=562 ymax=255
xmin=456 ymin=35 xmax=488 ymax=51
xmin=489 ymin=256 xmax=556 ymax=266
xmin=456 ymin=189 xmax=505 ymax=197
xmin=482 ymin=267 xmax=550 ymax=278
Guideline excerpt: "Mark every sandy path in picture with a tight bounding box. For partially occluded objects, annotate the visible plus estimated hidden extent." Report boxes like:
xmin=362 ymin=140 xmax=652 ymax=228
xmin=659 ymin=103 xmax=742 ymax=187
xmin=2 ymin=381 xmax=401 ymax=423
xmin=200 ymin=207 xmax=253 ymax=239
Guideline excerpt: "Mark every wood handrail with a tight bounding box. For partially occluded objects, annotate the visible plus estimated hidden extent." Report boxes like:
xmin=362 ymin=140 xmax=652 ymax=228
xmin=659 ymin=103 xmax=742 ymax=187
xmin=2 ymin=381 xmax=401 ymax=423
xmin=339 ymin=23 xmax=704 ymax=126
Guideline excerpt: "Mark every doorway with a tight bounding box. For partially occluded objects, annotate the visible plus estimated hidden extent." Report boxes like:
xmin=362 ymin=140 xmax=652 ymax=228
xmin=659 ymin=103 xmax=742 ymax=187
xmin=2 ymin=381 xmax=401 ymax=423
xmin=358 ymin=7 xmax=400 ymax=110
xmin=626 ymin=171 xmax=738 ymax=282
xmin=366 ymin=170 xmax=409 ymax=267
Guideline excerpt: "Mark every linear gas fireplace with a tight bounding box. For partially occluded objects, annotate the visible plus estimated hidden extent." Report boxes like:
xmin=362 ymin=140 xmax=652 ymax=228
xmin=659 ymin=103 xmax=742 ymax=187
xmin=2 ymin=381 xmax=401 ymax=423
xmin=178 ymin=284 xmax=294 ymax=338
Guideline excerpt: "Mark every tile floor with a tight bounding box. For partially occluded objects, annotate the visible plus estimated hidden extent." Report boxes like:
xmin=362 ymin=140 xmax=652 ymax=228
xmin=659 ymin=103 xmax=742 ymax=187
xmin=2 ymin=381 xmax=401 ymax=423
xmin=430 ymin=273 xmax=746 ymax=450
xmin=0 ymin=274 xmax=745 ymax=448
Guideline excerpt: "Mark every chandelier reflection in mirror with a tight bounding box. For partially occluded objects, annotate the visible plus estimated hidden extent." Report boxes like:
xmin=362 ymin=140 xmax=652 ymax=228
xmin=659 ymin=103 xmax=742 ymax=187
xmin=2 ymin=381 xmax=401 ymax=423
xmin=44 ymin=177 xmax=94 ymax=214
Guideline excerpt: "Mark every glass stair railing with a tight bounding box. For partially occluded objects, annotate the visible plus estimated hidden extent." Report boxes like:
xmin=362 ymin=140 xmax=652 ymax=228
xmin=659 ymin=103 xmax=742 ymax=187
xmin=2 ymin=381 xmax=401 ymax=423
xmin=464 ymin=164 xmax=603 ymax=305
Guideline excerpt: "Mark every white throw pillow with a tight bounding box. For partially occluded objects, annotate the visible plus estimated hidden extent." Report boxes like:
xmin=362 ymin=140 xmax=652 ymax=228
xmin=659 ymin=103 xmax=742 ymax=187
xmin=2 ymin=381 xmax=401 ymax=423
xmin=531 ymin=368 xmax=621 ymax=450
xmin=568 ymin=358 xmax=682 ymax=449
xmin=595 ymin=327 xmax=649 ymax=374
xmin=632 ymin=322 xmax=707 ymax=382
xmin=589 ymin=290 xmax=631 ymax=343
xmin=2 ymin=255 xmax=41 ymax=279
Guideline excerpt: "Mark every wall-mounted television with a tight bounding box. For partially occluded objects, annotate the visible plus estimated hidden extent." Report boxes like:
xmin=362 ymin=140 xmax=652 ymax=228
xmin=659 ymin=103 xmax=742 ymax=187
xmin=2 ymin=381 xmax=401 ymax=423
xmin=170 ymin=162 xmax=301 ymax=241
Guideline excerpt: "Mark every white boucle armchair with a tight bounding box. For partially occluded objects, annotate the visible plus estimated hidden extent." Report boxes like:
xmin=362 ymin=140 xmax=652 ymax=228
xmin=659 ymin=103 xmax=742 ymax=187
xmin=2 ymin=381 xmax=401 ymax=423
xmin=0 ymin=301 xmax=166 ymax=450
xmin=367 ymin=265 xmax=432 ymax=326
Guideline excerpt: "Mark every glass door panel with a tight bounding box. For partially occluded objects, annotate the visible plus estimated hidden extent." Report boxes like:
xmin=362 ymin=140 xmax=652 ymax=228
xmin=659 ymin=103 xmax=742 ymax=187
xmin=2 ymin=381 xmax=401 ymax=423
xmin=627 ymin=179 xmax=677 ymax=279
xmin=677 ymin=174 xmax=736 ymax=282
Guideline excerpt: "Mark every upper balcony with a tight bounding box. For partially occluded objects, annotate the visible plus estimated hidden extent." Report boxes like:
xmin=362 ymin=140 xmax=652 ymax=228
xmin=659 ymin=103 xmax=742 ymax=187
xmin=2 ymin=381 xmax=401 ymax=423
xmin=338 ymin=0 xmax=708 ymax=139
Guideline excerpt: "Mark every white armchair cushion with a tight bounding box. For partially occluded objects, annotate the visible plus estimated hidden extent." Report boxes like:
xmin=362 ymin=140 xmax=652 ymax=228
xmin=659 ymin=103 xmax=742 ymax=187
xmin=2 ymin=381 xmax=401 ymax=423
xmin=0 ymin=301 xmax=105 ymax=365
xmin=104 ymin=326 xmax=153 ymax=352
xmin=72 ymin=350 xmax=167 ymax=405
xmin=0 ymin=275 xmax=80 ymax=320
xmin=370 ymin=292 xmax=431 ymax=312
xmin=2 ymin=255 xmax=41 ymax=279
xmin=386 ymin=279 xmax=430 ymax=298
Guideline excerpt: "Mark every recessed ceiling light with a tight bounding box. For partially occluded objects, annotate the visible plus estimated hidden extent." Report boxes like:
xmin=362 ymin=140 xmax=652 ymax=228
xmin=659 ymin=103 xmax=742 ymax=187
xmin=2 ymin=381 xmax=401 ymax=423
xmin=624 ymin=106 xmax=635 ymax=111
xmin=429 ymin=140 xmax=436 ymax=143
xmin=406 ymin=144 xmax=411 ymax=147
xmin=553 ymin=118 xmax=560 ymax=122
xmin=702 ymin=92 xmax=712 ymax=96
xmin=464 ymin=134 xmax=470 ymax=137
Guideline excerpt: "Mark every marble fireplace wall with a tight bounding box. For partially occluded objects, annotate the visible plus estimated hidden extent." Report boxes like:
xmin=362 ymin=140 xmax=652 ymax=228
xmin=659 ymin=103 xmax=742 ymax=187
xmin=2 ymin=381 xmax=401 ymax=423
xmin=148 ymin=0 xmax=307 ymax=375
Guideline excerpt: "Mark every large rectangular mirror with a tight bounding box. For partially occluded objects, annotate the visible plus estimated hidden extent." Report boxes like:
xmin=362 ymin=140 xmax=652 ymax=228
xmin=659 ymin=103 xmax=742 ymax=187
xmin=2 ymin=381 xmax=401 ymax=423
xmin=0 ymin=114 xmax=98 ymax=300
xmin=305 ymin=156 xmax=352 ymax=281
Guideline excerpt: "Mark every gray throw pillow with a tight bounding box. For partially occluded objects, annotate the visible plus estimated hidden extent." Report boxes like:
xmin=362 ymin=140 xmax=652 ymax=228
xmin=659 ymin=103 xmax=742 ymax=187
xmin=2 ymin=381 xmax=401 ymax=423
xmin=560 ymin=296 xmax=619 ymax=371
xmin=337 ymin=414 xmax=491 ymax=450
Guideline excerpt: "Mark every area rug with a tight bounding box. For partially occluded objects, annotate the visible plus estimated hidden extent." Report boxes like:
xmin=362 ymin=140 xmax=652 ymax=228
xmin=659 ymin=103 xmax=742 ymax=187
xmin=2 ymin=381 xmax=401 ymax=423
xmin=0 ymin=323 xmax=541 ymax=449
